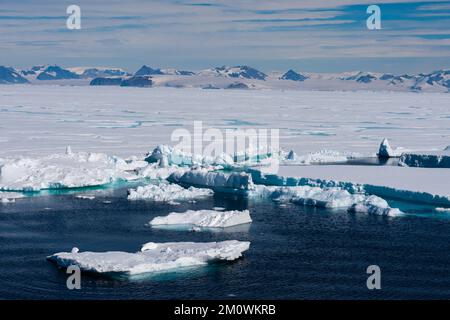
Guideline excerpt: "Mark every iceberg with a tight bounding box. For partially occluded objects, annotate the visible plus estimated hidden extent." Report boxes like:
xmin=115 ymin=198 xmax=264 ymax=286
xmin=0 ymin=151 xmax=137 ymax=191
xmin=0 ymin=191 xmax=24 ymax=203
xmin=47 ymin=240 xmax=250 ymax=275
xmin=168 ymin=169 xmax=254 ymax=194
xmin=127 ymin=183 xmax=213 ymax=201
xmin=378 ymin=138 xmax=404 ymax=158
xmin=252 ymin=185 xmax=402 ymax=216
xmin=399 ymin=151 xmax=450 ymax=168
xmin=149 ymin=209 xmax=252 ymax=228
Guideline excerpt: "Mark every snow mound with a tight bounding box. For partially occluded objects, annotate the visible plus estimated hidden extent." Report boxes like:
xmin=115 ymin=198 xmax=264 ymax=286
xmin=47 ymin=241 xmax=250 ymax=275
xmin=169 ymin=169 xmax=254 ymax=194
xmin=252 ymin=185 xmax=401 ymax=216
xmin=0 ymin=151 xmax=136 ymax=191
xmin=399 ymin=151 xmax=450 ymax=168
xmin=149 ymin=209 xmax=252 ymax=228
xmin=378 ymin=138 xmax=404 ymax=158
xmin=0 ymin=192 xmax=24 ymax=203
xmin=127 ymin=183 xmax=213 ymax=201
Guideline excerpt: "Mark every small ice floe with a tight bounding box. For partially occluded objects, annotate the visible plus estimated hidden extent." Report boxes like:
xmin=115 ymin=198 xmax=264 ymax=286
xmin=75 ymin=195 xmax=95 ymax=200
xmin=283 ymin=150 xmax=351 ymax=165
xmin=47 ymin=240 xmax=250 ymax=275
xmin=252 ymin=185 xmax=402 ymax=216
xmin=168 ymin=169 xmax=254 ymax=194
xmin=436 ymin=207 xmax=450 ymax=213
xmin=0 ymin=192 xmax=24 ymax=203
xmin=149 ymin=209 xmax=252 ymax=229
xmin=378 ymin=138 xmax=404 ymax=158
xmin=102 ymin=200 xmax=112 ymax=204
xmin=127 ymin=183 xmax=213 ymax=201
xmin=213 ymin=207 xmax=225 ymax=211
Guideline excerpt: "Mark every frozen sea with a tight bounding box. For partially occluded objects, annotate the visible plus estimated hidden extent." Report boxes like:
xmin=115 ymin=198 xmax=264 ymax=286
xmin=0 ymin=85 xmax=449 ymax=299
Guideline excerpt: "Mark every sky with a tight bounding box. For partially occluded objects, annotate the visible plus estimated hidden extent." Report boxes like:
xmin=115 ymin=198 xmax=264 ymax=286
xmin=0 ymin=0 xmax=450 ymax=73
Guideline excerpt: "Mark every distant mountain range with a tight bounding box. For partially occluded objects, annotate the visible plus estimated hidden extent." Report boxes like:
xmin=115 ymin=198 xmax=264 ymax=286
xmin=1 ymin=64 xmax=449 ymax=92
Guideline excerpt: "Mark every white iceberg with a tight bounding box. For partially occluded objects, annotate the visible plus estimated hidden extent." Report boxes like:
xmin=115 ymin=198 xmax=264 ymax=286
xmin=378 ymin=138 xmax=404 ymax=158
xmin=168 ymin=169 xmax=254 ymax=194
xmin=127 ymin=183 xmax=213 ymax=201
xmin=399 ymin=150 xmax=450 ymax=168
xmin=0 ymin=191 xmax=24 ymax=203
xmin=0 ymin=151 xmax=137 ymax=191
xmin=252 ymin=185 xmax=402 ymax=216
xmin=149 ymin=209 xmax=252 ymax=228
xmin=47 ymin=240 xmax=250 ymax=275
xmin=436 ymin=207 xmax=450 ymax=212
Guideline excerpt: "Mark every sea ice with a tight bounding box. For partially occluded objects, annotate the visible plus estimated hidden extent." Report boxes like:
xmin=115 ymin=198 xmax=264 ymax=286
xmin=168 ymin=169 xmax=254 ymax=194
xmin=0 ymin=151 xmax=137 ymax=191
xmin=399 ymin=151 xmax=450 ymax=168
xmin=47 ymin=240 xmax=251 ymax=275
xmin=149 ymin=209 xmax=252 ymax=228
xmin=127 ymin=183 xmax=213 ymax=201
xmin=252 ymin=185 xmax=402 ymax=216
xmin=0 ymin=191 xmax=24 ymax=203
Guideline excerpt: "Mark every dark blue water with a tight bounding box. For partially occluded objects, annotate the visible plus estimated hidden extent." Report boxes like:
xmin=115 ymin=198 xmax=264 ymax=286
xmin=1 ymin=186 xmax=450 ymax=300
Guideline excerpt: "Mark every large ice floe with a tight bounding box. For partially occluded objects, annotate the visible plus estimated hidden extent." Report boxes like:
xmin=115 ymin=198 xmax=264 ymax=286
xmin=127 ymin=182 xmax=213 ymax=201
xmin=0 ymin=149 xmax=139 ymax=191
xmin=168 ymin=168 xmax=254 ymax=195
xmin=251 ymin=185 xmax=402 ymax=216
xmin=47 ymin=241 xmax=250 ymax=275
xmin=149 ymin=209 xmax=252 ymax=228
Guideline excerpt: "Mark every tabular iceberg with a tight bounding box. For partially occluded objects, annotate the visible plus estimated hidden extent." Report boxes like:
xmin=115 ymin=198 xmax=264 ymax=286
xmin=252 ymin=185 xmax=402 ymax=216
xmin=149 ymin=209 xmax=252 ymax=228
xmin=127 ymin=183 xmax=213 ymax=201
xmin=47 ymin=241 xmax=251 ymax=275
xmin=399 ymin=151 xmax=450 ymax=168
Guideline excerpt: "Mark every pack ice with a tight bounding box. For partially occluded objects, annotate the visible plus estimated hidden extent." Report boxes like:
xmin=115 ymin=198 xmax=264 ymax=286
xmin=149 ymin=209 xmax=252 ymax=228
xmin=0 ymin=149 xmax=137 ymax=191
xmin=47 ymin=241 xmax=250 ymax=275
xmin=127 ymin=183 xmax=213 ymax=201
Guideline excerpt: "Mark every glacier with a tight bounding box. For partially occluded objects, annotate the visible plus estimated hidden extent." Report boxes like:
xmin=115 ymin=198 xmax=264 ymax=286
xmin=127 ymin=183 xmax=213 ymax=201
xmin=47 ymin=240 xmax=251 ymax=275
xmin=149 ymin=209 xmax=252 ymax=228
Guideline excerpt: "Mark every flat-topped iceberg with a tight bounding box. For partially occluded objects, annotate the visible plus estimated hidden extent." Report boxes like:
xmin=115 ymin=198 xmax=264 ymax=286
xmin=168 ymin=169 xmax=254 ymax=194
xmin=252 ymin=185 xmax=402 ymax=216
xmin=399 ymin=151 xmax=450 ymax=168
xmin=127 ymin=183 xmax=213 ymax=201
xmin=47 ymin=240 xmax=250 ymax=275
xmin=0 ymin=150 xmax=137 ymax=191
xmin=149 ymin=209 xmax=252 ymax=228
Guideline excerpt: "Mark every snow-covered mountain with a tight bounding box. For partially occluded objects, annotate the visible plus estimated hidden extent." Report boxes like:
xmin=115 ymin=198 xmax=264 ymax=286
xmin=2 ymin=64 xmax=450 ymax=92
xmin=0 ymin=66 xmax=29 ymax=84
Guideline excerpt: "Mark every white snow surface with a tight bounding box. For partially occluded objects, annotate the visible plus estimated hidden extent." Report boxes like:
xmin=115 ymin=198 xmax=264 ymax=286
xmin=252 ymin=185 xmax=401 ymax=216
xmin=127 ymin=183 xmax=213 ymax=201
xmin=149 ymin=209 xmax=252 ymax=228
xmin=1 ymin=86 xmax=449 ymax=158
xmin=0 ymin=151 xmax=137 ymax=191
xmin=48 ymin=241 xmax=250 ymax=275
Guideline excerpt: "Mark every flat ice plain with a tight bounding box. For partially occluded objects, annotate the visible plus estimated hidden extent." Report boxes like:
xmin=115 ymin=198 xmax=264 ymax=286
xmin=1 ymin=85 xmax=449 ymax=158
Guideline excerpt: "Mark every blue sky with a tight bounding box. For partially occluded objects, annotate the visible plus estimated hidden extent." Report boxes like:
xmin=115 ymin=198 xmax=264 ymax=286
xmin=1 ymin=0 xmax=450 ymax=73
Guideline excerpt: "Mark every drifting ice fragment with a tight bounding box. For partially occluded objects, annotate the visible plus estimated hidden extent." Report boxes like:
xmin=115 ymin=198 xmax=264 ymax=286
xmin=47 ymin=240 xmax=251 ymax=275
xmin=378 ymin=138 xmax=403 ymax=158
xmin=127 ymin=183 xmax=213 ymax=201
xmin=149 ymin=209 xmax=252 ymax=228
xmin=0 ymin=192 xmax=24 ymax=203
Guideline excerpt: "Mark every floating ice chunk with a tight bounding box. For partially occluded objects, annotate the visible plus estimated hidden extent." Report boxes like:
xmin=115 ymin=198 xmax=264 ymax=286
xmin=169 ymin=169 xmax=254 ymax=194
xmin=436 ymin=207 xmax=450 ymax=212
xmin=252 ymin=185 xmax=401 ymax=216
xmin=136 ymin=163 xmax=190 ymax=180
xmin=399 ymin=151 xmax=450 ymax=168
xmin=0 ymin=151 xmax=137 ymax=191
xmin=283 ymin=150 xmax=351 ymax=165
xmin=75 ymin=195 xmax=95 ymax=200
xmin=127 ymin=183 xmax=213 ymax=201
xmin=149 ymin=209 xmax=252 ymax=228
xmin=378 ymin=138 xmax=404 ymax=158
xmin=47 ymin=240 xmax=250 ymax=275
xmin=0 ymin=191 xmax=24 ymax=203
xmin=286 ymin=150 xmax=297 ymax=160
